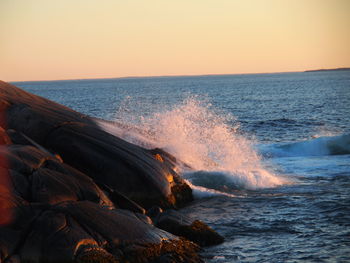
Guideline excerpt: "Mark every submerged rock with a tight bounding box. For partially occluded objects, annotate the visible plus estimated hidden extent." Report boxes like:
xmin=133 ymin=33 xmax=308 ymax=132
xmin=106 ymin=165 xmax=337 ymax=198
xmin=0 ymin=81 xmax=222 ymax=262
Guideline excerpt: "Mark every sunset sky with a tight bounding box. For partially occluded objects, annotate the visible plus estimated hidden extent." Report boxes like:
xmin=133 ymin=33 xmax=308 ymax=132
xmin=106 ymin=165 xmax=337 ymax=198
xmin=1 ymin=0 xmax=349 ymax=81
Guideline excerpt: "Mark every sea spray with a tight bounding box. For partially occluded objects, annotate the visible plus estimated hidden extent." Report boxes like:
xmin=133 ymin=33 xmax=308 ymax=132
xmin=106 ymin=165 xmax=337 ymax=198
xmin=97 ymin=97 xmax=288 ymax=192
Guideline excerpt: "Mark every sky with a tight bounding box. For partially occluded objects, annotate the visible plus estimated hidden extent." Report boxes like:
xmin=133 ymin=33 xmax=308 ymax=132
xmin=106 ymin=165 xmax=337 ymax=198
xmin=1 ymin=0 xmax=349 ymax=81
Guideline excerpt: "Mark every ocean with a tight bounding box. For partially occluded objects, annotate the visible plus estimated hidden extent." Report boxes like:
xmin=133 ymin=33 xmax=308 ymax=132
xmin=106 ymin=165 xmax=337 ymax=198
xmin=14 ymin=70 xmax=350 ymax=263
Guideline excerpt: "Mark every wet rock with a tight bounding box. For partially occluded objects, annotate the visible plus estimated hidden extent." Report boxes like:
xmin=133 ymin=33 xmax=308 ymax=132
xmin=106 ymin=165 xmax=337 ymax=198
xmin=152 ymin=209 xmax=224 ymax=247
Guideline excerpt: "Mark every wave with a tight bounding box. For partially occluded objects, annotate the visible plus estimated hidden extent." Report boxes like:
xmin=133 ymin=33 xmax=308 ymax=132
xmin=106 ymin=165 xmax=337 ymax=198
xmin=184 ymin=169 xmax=286 ymax=193
xmin=260 ymin=134 xmax=350 ymax=158
xmin=96 ymin=97 xmax=289 ymax=193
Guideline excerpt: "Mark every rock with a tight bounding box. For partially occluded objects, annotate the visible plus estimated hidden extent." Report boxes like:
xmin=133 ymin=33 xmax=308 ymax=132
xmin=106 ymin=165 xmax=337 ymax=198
xmin=0 ymin=228 xmax=21 ymax=262
xmin=98 ymin=183 xmax=146 ymax=214
xmin=75 ymin=245 xmax=119 ymax=263
xmin=4 ymin=255 xmax=21 ymax=263
xmin=146 ymin=206 xmax=164 ymax=219
xmin=0 ymin=144 xmax=202 ymax=263
xmin=17 ymin=201 xmax=202 ymax=263
xmin=1 ymin=144 xmax=113 ymax=207
xmin=0 ymin=127 xmax=11 ymax=145
xmin=0 ymin=81 xmax=192 ymax=209
xmin=0 ymin=81 xmax=207 ymax=262
xmin=151 ymin=209 xmax=224 ymax=247
xmin=19 ymin=210 xmax=97 ymax=263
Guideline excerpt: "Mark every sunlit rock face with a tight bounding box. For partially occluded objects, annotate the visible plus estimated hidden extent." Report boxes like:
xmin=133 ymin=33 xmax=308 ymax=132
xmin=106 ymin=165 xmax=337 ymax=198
xmin=0 ymin=81 xmax=210 ymax=263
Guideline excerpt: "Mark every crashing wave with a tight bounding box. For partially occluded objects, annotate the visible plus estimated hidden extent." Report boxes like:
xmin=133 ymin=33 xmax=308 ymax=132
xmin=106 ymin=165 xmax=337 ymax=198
xmin=96 ymin=97 xmax=289 ymax=193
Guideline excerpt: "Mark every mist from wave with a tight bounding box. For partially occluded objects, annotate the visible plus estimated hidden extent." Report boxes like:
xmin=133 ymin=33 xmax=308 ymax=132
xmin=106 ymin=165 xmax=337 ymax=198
xmin=96 ymin=97 xmax=289 ymax=193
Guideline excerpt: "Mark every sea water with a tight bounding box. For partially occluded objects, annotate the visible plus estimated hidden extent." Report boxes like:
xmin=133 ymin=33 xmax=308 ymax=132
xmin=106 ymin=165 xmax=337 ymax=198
xmin=14 ymin=70 xmax=350 ymax=262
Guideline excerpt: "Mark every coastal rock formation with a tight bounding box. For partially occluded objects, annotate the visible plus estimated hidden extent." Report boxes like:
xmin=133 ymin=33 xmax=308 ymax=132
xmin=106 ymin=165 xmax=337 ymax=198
xmin=148 ymin=208 xmax=224 ymax=247
xmin=0 ymin=81 xmax=191 ymax=209
xmin=0 ymin=81 xmax=223 ymax=263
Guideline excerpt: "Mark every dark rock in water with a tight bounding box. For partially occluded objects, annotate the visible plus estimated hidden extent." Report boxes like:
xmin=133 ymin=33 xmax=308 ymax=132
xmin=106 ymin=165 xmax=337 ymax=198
xmin=150 ymin=209 xmax=224 ymax=247
xmin=0 ymin=81 xmax=222 ymax=262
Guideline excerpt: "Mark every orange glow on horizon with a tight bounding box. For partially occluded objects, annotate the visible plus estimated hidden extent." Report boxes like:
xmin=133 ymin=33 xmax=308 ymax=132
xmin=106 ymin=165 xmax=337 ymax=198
xmin=0 ymin=0 xmax=349 ymax=81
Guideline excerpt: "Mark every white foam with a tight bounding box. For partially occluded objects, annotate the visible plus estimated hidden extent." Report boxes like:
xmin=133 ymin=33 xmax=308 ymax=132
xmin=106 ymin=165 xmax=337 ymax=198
xmin=262 ymin=134 xmax=350 ymax=157
xmin=185 ymin=180 xmax=237 ymax=198
xmin=96 ymin=97 xmax=289 ymax=192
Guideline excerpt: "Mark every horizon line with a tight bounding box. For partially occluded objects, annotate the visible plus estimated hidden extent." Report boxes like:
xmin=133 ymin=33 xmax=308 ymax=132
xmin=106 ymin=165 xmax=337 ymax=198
xmin=8 ymin=67 xmax=350 ymax=83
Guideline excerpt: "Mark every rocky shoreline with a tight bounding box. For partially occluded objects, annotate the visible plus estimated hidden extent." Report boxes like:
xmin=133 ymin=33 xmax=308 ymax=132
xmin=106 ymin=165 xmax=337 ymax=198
xmin=0 ymin=81 xmax=223 ymax=263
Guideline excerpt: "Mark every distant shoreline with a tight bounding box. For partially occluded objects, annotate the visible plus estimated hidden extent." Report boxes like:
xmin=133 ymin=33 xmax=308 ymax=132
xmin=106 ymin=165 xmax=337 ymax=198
xmin=304 ymin=67 xmax=350 ymax=73
xmin=9 ymin=67 xmax=350 ymax=83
